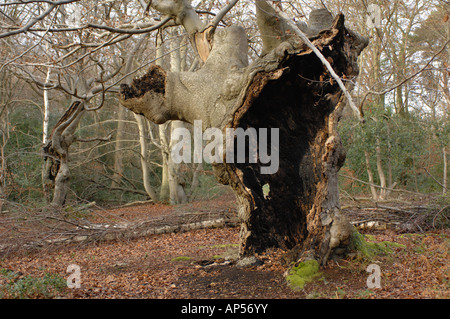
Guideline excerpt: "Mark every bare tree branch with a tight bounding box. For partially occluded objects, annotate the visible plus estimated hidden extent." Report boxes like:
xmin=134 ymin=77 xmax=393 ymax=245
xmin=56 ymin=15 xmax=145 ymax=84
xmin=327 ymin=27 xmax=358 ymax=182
xmin=85 ymin=16 xmax=172 ymax=35
xmin=208 ymin=0 xmax=239 ymax=30
xmin=0 ymin=0 xmax=81 ymax=39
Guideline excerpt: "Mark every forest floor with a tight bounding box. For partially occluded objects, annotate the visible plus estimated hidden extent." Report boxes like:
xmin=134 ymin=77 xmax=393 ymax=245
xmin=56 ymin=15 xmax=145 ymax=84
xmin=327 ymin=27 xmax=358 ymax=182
xmin=0 ymin=193 xmax=448 ymax=299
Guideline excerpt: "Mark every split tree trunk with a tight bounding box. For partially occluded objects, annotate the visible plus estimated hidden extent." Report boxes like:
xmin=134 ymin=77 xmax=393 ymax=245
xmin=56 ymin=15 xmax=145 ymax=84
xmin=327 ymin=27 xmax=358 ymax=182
xmin=119 ymin=8 xmax=368 ymax=264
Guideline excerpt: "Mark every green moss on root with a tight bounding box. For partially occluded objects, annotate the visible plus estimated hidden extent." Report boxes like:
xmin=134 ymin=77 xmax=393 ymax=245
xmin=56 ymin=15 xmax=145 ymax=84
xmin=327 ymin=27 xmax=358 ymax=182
xmin=349 ymin=229 xmax=405 ymax=259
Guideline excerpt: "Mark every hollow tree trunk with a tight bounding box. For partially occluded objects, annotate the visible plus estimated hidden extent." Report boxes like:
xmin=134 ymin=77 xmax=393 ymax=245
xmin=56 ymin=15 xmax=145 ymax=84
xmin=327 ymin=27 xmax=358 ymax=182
xmin=119 ymin=9 xmax=368 ymax=264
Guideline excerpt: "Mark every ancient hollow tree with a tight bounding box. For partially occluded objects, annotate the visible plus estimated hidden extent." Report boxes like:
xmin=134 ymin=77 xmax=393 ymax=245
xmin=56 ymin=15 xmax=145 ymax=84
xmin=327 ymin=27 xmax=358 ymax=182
xmin=119 ymin=0 xmax=368 ymax=265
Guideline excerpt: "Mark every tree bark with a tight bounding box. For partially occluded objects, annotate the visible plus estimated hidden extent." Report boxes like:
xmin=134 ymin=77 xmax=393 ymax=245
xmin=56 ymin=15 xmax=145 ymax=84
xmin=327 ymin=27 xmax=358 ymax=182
xmin=119 ymin=7 xmax=368 ymax=264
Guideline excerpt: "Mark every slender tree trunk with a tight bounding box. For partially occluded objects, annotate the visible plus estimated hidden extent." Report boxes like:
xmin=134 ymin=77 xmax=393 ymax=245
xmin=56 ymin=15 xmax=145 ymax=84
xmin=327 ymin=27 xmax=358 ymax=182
xmin=111 ymin=105 xmax=126 ymax=188
xmin=376 ymin=137 xmax=386 ymax=200
xmin=386 ymin=121 xmax=393 ymax=188
xmin=365 ymin=151 xmax=378 ymax=200
xmin=42 ymin=68 xmax=51 ymax=145
xmin=0 ymin=90 xmax=9 ymax=212
xmin=134 ymin=113 xmax=159 ymax=202
xmin=443 ymin=146 xmax=448 ymax=194
xmin=0 ymin=129 xmax=7 ymax=212
xmin=42 ymin=67 xmax=51 ymax=201
xmin=159 ymin=124 xmax=171 ymax=201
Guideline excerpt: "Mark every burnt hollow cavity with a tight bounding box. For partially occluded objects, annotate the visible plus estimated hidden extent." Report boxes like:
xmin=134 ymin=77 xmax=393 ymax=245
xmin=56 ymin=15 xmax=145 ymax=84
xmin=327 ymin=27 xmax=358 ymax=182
xmin=229 ymin=48 xmax=347 ymax=253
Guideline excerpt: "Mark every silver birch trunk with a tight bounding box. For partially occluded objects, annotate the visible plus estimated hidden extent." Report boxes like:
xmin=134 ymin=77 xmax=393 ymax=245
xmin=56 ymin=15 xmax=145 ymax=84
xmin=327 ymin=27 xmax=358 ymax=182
xmin=41 ymin=67 xmax=51 ymax=199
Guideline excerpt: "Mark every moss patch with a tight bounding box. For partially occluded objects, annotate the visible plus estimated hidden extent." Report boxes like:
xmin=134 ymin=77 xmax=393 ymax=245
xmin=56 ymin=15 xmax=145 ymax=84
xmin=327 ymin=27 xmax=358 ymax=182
xmin=170 ymin=256 xmax=192 ymax=262
xmin=349 ymin=230 xmax=405 ymax=259
xmin=286 ymin=260 xmax=323 ymax=290
xmin=210 ymin=244 xmax=239 ymax=249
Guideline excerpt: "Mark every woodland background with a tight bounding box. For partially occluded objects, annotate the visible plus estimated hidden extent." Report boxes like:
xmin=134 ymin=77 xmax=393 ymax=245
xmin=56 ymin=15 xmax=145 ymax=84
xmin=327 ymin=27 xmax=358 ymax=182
xmin=0 ymin=0 xmax=448 ymax=212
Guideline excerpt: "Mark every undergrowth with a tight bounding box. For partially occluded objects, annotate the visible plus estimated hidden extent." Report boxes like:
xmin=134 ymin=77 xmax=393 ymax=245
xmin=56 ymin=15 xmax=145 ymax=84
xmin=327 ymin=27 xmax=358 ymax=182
xmin=0 ymin=269 xmax=66 ymax=299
